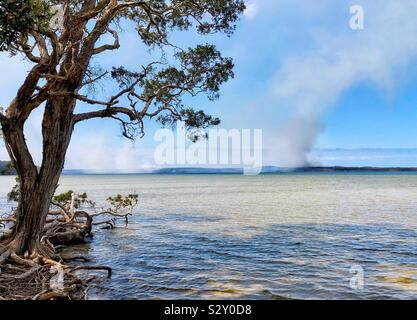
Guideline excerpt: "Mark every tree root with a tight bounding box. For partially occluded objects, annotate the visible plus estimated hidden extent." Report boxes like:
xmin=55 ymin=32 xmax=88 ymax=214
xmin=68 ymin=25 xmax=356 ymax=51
xmin=0 ymin=191 xmax=137 ymax=300
xmin=0 ymin=208 xmax=119 ymax=300
xmin=33 ymin=286 xmax=76 ymax=300
xmin=0 ymin=251 xmax=111 ymax=300
xmin=0 ymin=250 xmax=11 ymax=265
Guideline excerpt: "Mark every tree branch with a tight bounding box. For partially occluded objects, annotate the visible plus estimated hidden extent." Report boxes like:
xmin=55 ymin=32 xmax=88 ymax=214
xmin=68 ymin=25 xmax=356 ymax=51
xmin=92 ymin=29 xmax=120 ymax=55
xmin=81 ymin=71 xmax=108 ymax=88
xmin=0 ymin=111 xmax=6 ymax=123
xmin=73 ymin=107 xmax=138 ymax=123
xmin=6 ymin=63 xmax=49 ymax=121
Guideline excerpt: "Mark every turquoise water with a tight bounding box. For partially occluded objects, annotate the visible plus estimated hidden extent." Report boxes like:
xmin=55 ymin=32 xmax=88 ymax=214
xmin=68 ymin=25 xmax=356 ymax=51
xmin=2 ymin=173 xmax=417 ymax=299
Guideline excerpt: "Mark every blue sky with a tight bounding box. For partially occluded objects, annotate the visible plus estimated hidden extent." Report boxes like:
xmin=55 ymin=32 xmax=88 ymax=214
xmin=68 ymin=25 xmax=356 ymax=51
xmin=3 ymin=0 xmax=417 ymax=170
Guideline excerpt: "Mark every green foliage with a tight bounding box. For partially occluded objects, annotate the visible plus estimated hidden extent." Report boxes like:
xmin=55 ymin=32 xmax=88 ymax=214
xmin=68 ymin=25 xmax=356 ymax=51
xmin=0 ymin=161 xmax=14 ymax=175
xmin=109 ymin=2 xmax=244 ymax=138
xmin=52 ymin=190 xmax=73 ymax=203
xmin=0 ymin=0 xmax=245 ymax=53
xmin=107 ymin=194 xmax=139 ymax=211
xmin=126 ymin=0 xmax=246 ymax=46
xmin=176 ymin=44 xmax=234 ymax=99
xmin=49 ymin=189 xmax=139 ymax=213
xmin=0 ymin=0 xmax=51 ymax=53
xmin=158 ymin=108 xmax=220 ymax=142
xmin=111 ymin=44 xmax=233 ymax=134
xmin=7 ymin=177 xmax=20 ymax=202
xmin=52 ymin=192 xmax=139 ymax=213
xmin=7 ymin=178 xmax=138 ymax=214
xmin=53 ymin=190 xmax=95 ymax=209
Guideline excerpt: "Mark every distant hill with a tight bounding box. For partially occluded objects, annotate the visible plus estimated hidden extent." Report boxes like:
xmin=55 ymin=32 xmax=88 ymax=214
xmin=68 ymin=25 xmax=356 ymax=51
xmin=152 ymin=166 xmax=417 ymax=175
xmin=285 ymin=166 xmax=417 ymax=173
xmin=153 ymin=167 xmax=244 ymax=174
xmin=0 ymin=160 xmax=15 ymax=175
xmin=3 ymin=164 xmax=417 ymax=176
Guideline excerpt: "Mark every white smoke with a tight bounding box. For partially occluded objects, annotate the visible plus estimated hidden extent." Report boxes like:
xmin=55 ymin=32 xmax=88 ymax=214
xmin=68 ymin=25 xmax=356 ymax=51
xmin=268 ymin=0 xmax=417 ymax=167
xmin=271 ymin=115 xmax=324 ymax=167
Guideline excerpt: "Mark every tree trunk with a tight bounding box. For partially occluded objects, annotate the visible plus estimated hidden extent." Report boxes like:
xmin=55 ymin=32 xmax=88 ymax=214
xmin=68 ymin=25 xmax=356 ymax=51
xmin=2 ymin=98 xmax=75 ymax=256
xmin=8 ymin=181 xmax=58 ymax=256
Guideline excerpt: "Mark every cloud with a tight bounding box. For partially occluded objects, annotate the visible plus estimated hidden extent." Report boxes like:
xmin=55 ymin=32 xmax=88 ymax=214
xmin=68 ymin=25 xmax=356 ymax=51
xmin=0 ymin=97 xmax=157 ymax=172
xmin=244 ymin=1 xmax=260 ymax=20
xmin=64 ymin=129 xmax=157 ymax=172
xmin=308 ymin=148 xmax=417 ymax=167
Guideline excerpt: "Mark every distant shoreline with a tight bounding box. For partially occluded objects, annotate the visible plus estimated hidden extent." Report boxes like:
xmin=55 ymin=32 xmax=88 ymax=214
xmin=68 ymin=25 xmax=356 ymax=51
xmin=4 ymin=162 xmax=417 ymax=176
xmin=62 ymin=166 xmax=417 ymax=175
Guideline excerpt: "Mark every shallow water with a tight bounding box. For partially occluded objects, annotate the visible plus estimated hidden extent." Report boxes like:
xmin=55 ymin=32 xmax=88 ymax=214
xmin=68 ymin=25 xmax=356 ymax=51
xmin=2 ymin=173 xmax=417 ymax=299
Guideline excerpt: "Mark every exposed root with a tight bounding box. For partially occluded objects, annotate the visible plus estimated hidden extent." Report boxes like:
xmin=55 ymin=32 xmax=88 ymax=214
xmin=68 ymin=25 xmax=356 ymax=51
xmin=0 ymin=254 xmax=74 ymax=300
xmin=0 ymin=191 xmax=138 ymax=300
xmin=40 ymin=204 xmax=131 ymax=247
xmin=0 ymin=249 xmax=11 ymax=265
xmin=2 ymin=191 xmax=135 ymax=249
xmin=33 ymin=287 xmax=76 ymax=300
xmin=0 ymin=251 xmax=112 ymax=300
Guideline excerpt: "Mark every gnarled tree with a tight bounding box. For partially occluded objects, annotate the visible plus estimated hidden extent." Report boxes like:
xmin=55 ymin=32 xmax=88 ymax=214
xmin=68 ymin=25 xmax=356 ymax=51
xmin=0 ymin=0 xmax=245 ymax=257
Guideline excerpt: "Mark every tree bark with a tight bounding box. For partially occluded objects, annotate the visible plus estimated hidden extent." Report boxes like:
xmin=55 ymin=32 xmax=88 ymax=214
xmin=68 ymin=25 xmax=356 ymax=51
xmin=7 ymin=182 xmax=56 ymax=256
xmin=1 ymin=97 xmax=75 ymax=256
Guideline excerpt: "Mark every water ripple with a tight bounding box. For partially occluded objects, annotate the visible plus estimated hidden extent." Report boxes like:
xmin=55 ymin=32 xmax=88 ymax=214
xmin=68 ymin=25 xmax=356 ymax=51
xmin=3 ymin=174 xmax=417 ymax=299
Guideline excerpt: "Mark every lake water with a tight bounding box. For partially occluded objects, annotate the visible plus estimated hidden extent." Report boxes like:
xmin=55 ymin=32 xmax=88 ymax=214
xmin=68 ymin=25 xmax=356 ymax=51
xmin=2 ymin=173 xmax=417 ymax=299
